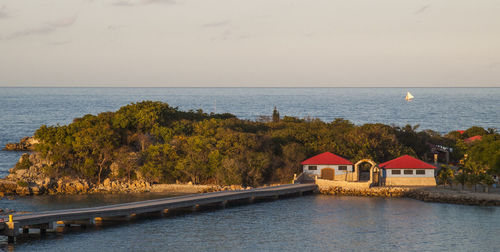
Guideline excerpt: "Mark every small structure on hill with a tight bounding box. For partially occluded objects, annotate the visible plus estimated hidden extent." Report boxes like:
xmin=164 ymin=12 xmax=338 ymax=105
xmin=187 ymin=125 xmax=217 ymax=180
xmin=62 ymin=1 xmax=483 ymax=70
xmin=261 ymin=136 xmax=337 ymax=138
xmin=300 ymin=152 xmax=353 ymax=181
xmin=464 ymin=135 xmax=482 ymax=144
xmin=379 ymin=155 xmax=436 ymax=186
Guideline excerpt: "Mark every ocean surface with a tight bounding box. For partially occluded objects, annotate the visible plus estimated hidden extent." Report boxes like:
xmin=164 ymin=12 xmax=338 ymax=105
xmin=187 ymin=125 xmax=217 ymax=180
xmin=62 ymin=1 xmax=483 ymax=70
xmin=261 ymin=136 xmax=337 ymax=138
xmin=2 ymin=195 xmax=500 ymax=251
xmin=0 ymin=87 xmax=499 ymax=250
xmin=0 ymin=87 xmax=498 ymax=177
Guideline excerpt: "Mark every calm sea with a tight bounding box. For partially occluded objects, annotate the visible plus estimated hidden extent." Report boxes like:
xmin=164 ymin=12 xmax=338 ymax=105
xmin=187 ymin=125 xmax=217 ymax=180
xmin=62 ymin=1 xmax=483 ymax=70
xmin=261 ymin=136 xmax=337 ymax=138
xmin=0 ymin=87 xmax=499 ymax=177
xmin=0 ymin=87 xmax=499 ymax=250
xmin=2 ymin=195 xmax=500 ymax=251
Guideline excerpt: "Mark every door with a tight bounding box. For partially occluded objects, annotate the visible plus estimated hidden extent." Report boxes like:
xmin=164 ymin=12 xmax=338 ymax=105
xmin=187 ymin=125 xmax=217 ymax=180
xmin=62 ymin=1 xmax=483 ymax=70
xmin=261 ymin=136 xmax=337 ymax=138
xmin=321 ymin=168 xmax=335 ymax=180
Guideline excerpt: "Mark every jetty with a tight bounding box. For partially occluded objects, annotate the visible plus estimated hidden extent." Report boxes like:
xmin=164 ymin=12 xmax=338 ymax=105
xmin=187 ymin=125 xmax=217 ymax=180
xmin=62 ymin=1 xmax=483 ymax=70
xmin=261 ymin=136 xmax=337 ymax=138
xmin=0 ymin=183 xmax=317 ymax=243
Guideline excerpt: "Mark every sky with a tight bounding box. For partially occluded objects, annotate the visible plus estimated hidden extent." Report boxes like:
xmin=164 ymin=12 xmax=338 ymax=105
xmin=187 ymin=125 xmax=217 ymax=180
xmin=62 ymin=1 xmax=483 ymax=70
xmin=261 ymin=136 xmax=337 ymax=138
xmin=0 ymin=0 xmax=499 ymax=87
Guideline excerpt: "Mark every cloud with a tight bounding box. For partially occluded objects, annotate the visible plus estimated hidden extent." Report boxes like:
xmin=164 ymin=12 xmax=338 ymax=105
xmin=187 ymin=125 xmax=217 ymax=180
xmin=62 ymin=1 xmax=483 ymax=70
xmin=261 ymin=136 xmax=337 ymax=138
xmin=4 ymin=27 xmax=55 ymax=40
xmin=48 ymin=40 xmax=72 ymax=46
xmin=2 ymin=15 xmax=78 ymax=40
xmin=113 ymin=1 xmax=135 ymax=6
xmin=112 ymin=0 xmax=177 ymax=6
xmin=414 ymin=5 xmax=430 ymax=15
xmin=201 ymin=20 xmax=231 ymax=28
xmin=0 ymin=5 xmax=8 ymax=19
xmin=107 ymin=24 xmax=129 ymax=30
xmin=46 ymin=15 xmax=78 ymax=28
xmin=488 ymin=62 xmax=500 ymax=69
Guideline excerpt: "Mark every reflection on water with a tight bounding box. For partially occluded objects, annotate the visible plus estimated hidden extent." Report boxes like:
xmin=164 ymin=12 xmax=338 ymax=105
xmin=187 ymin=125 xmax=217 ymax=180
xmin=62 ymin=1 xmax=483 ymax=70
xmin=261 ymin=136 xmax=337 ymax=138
xmin=1 ymin=192 xmax=189 ymax=213
xmin=1 ymin=195 xmax=499 ymax=251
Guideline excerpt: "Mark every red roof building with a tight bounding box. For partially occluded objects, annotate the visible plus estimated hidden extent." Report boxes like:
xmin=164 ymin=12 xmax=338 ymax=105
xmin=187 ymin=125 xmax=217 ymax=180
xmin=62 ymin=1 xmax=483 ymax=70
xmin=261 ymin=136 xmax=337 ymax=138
xmin=379 ymin=155 xmax=437 ymax=186
xmin=378 ymin=155 xmax=436 ymax=169
xmin=300 ymin=152 xmax=353 ymax=165
xmin=464 ymin=135 xmax=482 ymax=144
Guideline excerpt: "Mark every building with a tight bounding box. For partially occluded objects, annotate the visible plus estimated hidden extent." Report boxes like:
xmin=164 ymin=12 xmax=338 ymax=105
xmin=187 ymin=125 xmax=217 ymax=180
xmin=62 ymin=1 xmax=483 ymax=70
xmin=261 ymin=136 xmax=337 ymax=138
xmin=464 ymin=135 xmax=482 ymax=144
xmin=379 ymin=155 xmax=436 ymax=186
xmin=300 ymin=152 xmax=353 ymax=180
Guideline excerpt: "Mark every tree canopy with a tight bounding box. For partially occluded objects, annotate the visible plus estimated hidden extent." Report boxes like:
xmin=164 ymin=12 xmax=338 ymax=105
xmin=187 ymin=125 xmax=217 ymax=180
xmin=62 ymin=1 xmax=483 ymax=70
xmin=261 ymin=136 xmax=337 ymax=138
xmin=30 ymin=101 xmax=498 ymax=186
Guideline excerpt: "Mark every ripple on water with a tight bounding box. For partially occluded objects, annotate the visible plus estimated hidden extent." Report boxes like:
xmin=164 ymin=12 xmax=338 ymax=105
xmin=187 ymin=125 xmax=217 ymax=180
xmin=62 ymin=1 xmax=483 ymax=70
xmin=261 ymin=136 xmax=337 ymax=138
xmin=1 ymin=195 xmax=499 ymax=251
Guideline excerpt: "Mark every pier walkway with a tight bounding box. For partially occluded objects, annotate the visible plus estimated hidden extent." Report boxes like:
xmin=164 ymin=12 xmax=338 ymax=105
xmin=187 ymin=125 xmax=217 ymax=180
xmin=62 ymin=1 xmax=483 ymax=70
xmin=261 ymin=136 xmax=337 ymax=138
xmin=0 ymin=183 xmax=317 ymax=243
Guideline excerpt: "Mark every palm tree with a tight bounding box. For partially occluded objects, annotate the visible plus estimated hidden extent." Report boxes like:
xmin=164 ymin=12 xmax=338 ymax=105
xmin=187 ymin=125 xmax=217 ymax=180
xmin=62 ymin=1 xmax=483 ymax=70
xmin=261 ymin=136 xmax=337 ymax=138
xmin=454 ymin=170 xmax=467 ymax=191
xmin=465 ymin=161 xmax=483 ymax=192
xmin=438 ymin=165 xmax=454 ymax=188
xmin=480 ymin=173 xmax=495 ymax=193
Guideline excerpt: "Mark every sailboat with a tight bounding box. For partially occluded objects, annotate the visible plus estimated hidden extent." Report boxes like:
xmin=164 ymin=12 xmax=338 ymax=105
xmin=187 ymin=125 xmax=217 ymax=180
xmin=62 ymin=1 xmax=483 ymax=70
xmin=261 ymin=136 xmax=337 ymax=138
xmin=405 ymin=92 xmax=414 ymax=101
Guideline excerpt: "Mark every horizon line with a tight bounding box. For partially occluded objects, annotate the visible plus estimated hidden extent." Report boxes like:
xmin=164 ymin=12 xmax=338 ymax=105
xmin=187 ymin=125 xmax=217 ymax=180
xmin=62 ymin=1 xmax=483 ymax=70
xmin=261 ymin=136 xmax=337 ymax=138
xmin=0 ymin=85 xmax=499 ymax=88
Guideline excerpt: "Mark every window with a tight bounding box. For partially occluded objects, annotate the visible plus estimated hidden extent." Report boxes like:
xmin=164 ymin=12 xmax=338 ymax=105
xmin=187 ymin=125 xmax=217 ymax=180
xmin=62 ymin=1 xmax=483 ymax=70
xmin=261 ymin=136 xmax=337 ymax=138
xmin=309 ymin=166 xmax=317 ymax=170
xmin=338 ymin=166 xmax=347 ymax=171
xmin=391 ymin=170 xmax=401 ymax=175
xmin=416 ymin=170 xmax=425 ymax=175
xmin=404 ymin=170 xmax=413 ymax=175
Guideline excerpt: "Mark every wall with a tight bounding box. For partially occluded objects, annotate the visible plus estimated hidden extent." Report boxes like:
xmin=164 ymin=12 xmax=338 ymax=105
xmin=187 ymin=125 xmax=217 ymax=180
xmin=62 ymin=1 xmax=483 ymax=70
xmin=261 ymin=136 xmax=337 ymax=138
xmin=383 ymin=177 xmax=437 ymax=186
xmin=385 ymin=169 xmax=435 ymax=178
xmin=303 ymin=165 xmax=353 ymax=177
xmin=315 ymin=178 xmax=371 ymax=190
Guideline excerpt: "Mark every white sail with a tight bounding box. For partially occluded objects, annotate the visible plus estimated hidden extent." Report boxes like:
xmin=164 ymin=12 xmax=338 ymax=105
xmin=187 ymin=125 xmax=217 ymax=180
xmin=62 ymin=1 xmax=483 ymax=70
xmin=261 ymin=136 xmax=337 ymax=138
xmin=405 ymin=92 xmax=414 ymax=100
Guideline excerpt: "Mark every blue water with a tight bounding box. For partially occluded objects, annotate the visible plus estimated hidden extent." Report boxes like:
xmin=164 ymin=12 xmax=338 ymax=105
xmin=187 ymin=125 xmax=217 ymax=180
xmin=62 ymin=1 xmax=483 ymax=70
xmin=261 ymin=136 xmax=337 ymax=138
xmin=2 ymin=195 xmax=500 ymax=251
xmin=0 ymin=87 xmax=499 ymax=177
xmin=0 ymin=87 xmax=499 ymax=250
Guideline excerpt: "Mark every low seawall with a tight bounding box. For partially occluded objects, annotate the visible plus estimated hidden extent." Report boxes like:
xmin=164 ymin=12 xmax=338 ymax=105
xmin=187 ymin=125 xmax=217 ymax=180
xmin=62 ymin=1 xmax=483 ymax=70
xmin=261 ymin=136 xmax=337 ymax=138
xmin=316 ymin=179 xmax=500 ymax=206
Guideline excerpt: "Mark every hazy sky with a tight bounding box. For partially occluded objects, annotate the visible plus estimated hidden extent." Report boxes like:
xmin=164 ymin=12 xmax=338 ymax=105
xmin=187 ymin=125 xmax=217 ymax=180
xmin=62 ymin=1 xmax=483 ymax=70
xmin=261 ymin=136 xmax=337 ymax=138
xmin=0 ymin=0 xmax=499 ymax=87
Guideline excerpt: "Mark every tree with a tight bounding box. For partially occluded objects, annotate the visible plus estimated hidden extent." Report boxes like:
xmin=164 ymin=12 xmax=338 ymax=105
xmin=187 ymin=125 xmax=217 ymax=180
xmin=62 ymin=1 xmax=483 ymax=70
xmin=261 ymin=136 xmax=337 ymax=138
xmin=480 ymin=173 xmax=495 ymax=193
xmin=27 ymin=100 xmax=456 ymax=188
xmin=454 ymin=170 xmax=467 ymax=191
xmin=437 ymin=165 xmax=454 ymax=188
xmin=465 ymin=161 xmax=483 ymax=192
xmin=463 ymin=126 xmax=488 ymax=138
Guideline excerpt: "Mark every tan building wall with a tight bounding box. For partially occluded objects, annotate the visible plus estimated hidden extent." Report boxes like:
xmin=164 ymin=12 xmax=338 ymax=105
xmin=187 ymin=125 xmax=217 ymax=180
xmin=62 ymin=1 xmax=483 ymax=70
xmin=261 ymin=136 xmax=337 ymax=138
xmin=316 ymin=178 xmax=371 ymax=190
xmin=384 ymin=177 xmax=436 ymax=186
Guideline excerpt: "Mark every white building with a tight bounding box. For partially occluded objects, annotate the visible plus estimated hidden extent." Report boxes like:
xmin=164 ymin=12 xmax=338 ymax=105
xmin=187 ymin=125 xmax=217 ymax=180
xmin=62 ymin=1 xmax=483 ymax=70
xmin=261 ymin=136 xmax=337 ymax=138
xmin=301 ymin=152 xmax=354 ymax=180
xmin=379 ymin=155 xmax=437 ymax=186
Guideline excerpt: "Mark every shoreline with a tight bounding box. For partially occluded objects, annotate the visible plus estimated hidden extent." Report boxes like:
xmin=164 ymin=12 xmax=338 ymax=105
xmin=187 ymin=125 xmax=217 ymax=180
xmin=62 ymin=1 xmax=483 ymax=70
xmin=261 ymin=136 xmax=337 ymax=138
xmin=318 ymin=185 xmax=500 ymax=206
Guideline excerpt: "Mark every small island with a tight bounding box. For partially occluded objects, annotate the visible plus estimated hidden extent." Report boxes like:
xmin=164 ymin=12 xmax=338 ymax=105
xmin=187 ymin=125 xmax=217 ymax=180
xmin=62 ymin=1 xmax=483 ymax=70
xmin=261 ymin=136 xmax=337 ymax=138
xmin=1 ymin=101 xmax=499 ymax=206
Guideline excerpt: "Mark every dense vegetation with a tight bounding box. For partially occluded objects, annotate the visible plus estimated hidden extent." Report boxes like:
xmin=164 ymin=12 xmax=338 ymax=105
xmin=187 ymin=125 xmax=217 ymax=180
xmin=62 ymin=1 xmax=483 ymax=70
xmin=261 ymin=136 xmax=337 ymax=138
xmin=438 ymin=131 xmax=500 ymax=191
xmin=30 ymin=101 xmax=499 ymax=187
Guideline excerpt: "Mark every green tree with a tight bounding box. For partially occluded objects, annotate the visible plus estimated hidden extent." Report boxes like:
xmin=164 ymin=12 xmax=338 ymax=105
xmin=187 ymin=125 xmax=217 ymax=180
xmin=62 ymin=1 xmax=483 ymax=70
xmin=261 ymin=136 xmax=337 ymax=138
xmin=465 ymin=161 xmax=483 ymax=192
xmin=480 ymin=173 xmax=495 ymax=193
xmin=463 ymin=126 xmax=488 ymax=138
xmin=437 ymin=165 xmax=454 ymax=188
xmin=454 ymin=170 xmax=467 ymax=191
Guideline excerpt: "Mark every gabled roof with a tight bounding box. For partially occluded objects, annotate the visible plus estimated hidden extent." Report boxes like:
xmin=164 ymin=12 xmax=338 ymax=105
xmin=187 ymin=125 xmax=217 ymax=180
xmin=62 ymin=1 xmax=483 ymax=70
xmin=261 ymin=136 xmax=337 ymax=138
xmin=464 ymin=135 xmax=482 ymax=144
xmin=378 ymin=155 xmax=436 ymax=169
xmin=300 ymin=152 xmax=353 ymax=165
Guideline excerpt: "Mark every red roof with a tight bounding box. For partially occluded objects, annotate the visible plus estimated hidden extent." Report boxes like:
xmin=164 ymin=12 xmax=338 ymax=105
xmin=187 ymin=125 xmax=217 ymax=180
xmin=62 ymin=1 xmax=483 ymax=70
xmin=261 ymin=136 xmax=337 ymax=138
xmin=464 ymin=135 xmax=482 ymax=143
xmin=457 ymin=130 xmax=465 ymax=135
xmin=300 ymin=152 xmax=353 ymax=165
xmin=378 ymin=155 xmax=436 ymax=169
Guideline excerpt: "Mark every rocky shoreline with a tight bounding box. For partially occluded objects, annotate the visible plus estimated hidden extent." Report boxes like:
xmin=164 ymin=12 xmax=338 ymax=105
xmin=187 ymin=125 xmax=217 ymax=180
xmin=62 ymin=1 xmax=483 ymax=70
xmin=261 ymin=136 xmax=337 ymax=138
xmin=2 ymin=138 xmax=499 ymax=207
xmin=319 ymin=186 xmax=500 ymax=206
xmin=2 ymin=136 xmax=37 ymax=151
xmin=0 ymin=151 xmax=251 ymax=197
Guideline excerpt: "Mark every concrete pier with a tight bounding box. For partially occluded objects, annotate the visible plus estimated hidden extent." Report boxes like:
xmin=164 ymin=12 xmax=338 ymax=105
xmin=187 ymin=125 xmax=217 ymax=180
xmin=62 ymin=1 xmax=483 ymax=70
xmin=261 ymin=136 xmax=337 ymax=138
xmin=0 ymin=184 xmax=317 ymax=243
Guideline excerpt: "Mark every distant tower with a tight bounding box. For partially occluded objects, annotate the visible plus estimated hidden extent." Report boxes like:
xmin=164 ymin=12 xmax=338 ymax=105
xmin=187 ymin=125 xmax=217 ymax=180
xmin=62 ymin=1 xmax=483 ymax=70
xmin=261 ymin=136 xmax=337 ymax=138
xmin=272 ymin=106 xmax=280 ymax=122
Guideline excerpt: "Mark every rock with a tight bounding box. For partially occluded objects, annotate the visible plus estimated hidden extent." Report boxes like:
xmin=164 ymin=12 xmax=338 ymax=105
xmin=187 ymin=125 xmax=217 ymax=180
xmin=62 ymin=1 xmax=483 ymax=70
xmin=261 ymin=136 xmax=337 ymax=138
xmin=3 ymin=136 xmax=38 ymax=151
xmin=103 ymin=178 xmax=111 ymax=187
xmin=109 ymin=162 xmax=120 ymax=178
